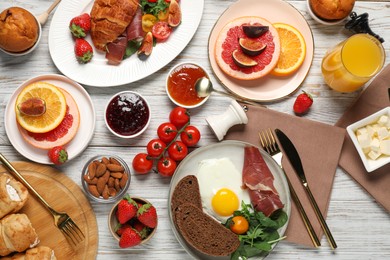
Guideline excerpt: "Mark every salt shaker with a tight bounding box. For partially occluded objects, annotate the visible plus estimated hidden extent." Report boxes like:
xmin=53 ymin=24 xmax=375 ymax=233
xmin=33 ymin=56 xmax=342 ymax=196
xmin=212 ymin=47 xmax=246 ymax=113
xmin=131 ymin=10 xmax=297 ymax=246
xmin=206 ymin=100 xmax=248 ymax=141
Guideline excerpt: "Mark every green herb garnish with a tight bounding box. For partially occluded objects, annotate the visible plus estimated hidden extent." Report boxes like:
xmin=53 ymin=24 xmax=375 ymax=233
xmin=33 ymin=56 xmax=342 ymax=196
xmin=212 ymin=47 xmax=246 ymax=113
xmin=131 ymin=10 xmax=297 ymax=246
xmin=123 ymin=39 xmax=143 ymax=59
xmin=141 ymin=0 xmax=169 ymax=17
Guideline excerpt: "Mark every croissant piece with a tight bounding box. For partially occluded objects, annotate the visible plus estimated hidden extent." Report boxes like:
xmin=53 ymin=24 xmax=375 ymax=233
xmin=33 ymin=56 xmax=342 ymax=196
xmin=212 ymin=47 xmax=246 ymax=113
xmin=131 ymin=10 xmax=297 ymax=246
xmin=0 ymin=174 xmax=29 ymax=219
xmin=2 ymin=246 xmax=56 ymax=260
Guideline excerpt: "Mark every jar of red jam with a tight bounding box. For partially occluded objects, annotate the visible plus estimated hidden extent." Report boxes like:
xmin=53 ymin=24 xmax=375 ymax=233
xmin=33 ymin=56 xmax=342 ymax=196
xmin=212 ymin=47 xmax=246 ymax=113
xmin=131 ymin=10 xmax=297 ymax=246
xmin=166 ymin=62 xmax=210 ymax=108
xmin=105 ymin=91 xmax=151 ymax=138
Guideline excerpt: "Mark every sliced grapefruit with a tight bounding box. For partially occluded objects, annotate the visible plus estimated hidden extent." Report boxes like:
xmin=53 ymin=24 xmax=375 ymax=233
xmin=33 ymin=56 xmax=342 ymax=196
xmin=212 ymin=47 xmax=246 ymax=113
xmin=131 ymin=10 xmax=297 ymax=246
xmin=214 ymin=16 xmax=280 ymax=80
xmin=18 ymin=88 xmax=80 ymax=150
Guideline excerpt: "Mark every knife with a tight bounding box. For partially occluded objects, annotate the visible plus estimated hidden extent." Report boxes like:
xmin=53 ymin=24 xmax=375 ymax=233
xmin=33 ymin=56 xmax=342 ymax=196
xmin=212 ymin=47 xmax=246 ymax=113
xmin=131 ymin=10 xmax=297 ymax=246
xmin=275 ymin=129 xmax=337 ymax=250
xmin=388 ymin=88 xmax=390 ymax=102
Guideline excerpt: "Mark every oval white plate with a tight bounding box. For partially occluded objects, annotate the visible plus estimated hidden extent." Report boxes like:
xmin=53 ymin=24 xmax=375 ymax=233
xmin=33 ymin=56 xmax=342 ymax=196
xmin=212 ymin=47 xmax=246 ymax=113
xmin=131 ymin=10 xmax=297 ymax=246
xmin=208 ymin=0 xmax=314 ymax=102
xmin=49 ymin=0 xmax=204 ymax=87
xmin=4 ymin=74 xmax=96 ymax=164
xmin=168 ymin=140 xmax=291 ymax=259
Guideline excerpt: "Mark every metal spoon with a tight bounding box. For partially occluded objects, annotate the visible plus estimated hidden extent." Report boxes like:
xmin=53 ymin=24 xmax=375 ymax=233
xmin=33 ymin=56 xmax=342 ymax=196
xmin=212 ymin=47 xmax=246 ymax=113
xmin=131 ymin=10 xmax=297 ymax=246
xmin=195 ymin=77 xmax=265 ymax=107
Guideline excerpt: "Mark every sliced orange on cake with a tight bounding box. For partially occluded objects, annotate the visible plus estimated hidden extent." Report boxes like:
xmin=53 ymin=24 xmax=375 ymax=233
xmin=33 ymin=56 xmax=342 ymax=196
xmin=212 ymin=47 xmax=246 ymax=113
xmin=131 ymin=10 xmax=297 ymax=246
xmin=272 ymin=23 xmax=306 ymax=76
xmin=15 ymin=82 xmax=67 ymax=133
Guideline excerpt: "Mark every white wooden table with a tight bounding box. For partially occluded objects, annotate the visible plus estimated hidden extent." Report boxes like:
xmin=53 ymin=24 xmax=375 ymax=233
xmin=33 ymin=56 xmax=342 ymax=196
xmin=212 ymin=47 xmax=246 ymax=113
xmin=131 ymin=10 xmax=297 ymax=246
xmin=1 ymin=0 xmax=389 ymax=259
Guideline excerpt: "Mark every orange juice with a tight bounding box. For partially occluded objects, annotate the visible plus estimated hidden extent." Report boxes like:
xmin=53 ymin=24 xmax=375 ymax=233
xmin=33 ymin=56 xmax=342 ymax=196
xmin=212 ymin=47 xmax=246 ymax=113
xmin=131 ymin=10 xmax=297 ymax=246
xmin=321 ymin=34 xmax=385 ymax=92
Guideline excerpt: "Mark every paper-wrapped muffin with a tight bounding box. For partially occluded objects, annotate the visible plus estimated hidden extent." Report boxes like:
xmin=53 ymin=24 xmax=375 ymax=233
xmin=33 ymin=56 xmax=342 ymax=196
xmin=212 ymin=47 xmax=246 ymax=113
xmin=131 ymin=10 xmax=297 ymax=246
xmin=309 ymin=0 xmax=355 ymax=20
xmin=0 ymin=7 xmax=39 ymax=53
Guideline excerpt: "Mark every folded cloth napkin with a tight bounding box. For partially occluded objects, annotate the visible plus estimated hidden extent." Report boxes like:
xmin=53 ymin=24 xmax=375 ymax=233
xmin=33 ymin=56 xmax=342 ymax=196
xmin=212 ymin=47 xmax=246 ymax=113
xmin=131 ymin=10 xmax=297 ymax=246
xmin=225 ymin=105 xmax=345 ymax=247
xmin=336 ymin=64 xmax=390 ymax=212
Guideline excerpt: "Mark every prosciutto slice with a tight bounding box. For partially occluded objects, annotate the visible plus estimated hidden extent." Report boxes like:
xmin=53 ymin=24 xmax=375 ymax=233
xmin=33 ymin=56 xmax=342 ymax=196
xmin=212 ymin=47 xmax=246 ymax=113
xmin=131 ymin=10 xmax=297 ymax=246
xmin=242 ymin=146 xmax=284 ymax=216
xmin=106 ymin=34 xmax=128 ymax=65
xmin=127 ymin=6 xmax=144 ymax=42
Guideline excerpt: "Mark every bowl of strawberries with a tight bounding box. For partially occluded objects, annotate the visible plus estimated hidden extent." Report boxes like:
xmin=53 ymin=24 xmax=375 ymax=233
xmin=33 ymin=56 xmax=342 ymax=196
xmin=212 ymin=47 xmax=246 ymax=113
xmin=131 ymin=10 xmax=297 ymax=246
xmin=109 ymin=194 xmax=158 ymax=248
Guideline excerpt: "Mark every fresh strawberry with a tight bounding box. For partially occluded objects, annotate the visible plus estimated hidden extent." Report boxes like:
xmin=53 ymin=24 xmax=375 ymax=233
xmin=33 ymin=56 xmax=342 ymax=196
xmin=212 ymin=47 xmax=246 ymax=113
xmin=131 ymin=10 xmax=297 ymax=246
xmin=116 ymin=223 xmax=132 ymax=236
xmin=48 ymin=146 xmax=68 ymax=165
xmin=69 ymin=13 xmax=91 ymax=38
xmin=137 ymin=203 xmax=157 ymax=228
xmin=132 ymin=219 xmax=149 ymax=239
xmin=119 ymin=228 xmax=142 ymax=248
xmin=117 ymin=195 xmax=138 ymax=224
xmin=293 ymin=90 xmax=313 ymax=115
xmin=74 ymin=38 xmax=93 ymax=64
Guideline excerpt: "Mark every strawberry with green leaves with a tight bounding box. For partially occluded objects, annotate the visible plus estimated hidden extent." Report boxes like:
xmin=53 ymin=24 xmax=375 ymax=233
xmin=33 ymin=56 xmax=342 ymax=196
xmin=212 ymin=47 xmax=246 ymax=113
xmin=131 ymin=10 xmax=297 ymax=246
xmin=137 ymin=203 xmax=157 ymax=228
xmin=117 ymin=195 xmax=138 ymax=224
xmin=74 ymin=38 xmax=93 ymax=63
xmin=119 ymin=228 xmax=142 ymax=248
xmin=293 ymin=90 xmax=313 ymax=115
xmin=69 ymin=13 xmax=91 ymax=38
xmin=48 ymin=146 xmax=68 ymax=165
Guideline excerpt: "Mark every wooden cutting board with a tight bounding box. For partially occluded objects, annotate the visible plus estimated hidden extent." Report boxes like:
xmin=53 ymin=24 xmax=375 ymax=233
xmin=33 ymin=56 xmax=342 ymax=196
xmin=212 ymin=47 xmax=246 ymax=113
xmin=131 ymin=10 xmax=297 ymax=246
xmin=0 ymin=161 xmax=98 ymax=259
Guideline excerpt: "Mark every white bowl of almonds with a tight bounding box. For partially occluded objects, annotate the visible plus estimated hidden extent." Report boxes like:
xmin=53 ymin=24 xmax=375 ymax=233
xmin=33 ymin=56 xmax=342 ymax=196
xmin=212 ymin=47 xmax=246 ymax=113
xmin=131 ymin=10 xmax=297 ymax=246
xmin=347 ymin=107 xmax=390 ymax=172
xmin=81 ymin=155 xmax=131 ymax=203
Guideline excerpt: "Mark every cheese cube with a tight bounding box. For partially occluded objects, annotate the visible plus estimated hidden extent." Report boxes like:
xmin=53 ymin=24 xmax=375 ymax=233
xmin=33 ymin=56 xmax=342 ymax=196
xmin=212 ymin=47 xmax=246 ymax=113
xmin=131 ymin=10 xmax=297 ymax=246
xmin=366 ymin=125 xmax=376 ymax=137
xmin=356 ymin=127 xmax=368 ymax=136
xmin=370 ymin=138 xmax=381 ymax=152
xmin=377 ymin=127 xmax=389 ymax=140
xmin=378 ymin=115 xmax=388 ymax=126
xmin=368 ymin=150 xmax=381 ymax=160
xmin=380 ymin=139 xmax=390 ymax=155
xmin=357 ymin=133 xmax=371 ymax=148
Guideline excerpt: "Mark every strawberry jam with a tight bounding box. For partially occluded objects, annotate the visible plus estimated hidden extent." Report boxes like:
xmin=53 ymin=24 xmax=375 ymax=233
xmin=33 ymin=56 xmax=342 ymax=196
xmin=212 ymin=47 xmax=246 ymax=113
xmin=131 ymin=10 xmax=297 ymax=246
xmin=106 ymin=92 xmax=149 ymax=136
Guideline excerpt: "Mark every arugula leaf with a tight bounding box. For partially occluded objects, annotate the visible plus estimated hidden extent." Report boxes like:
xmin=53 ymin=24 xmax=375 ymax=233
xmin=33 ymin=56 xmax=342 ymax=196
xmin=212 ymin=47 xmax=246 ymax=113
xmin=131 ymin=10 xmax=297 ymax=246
xmin=123 ymin=39 xmax=143 ymax=59
xmin=141 ymin=0 xmax=169 ymax=17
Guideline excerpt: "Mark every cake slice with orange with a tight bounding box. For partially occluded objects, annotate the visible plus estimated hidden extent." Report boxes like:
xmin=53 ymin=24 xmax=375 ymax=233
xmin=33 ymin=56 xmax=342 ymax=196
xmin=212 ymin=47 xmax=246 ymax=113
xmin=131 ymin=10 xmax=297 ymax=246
xmin=15 ymin=82 xmax=80 ymax=150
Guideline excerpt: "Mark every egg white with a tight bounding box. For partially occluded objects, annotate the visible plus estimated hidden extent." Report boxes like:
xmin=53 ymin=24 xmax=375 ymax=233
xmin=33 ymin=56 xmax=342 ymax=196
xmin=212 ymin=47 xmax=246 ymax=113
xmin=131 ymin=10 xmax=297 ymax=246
xmin=196 ymin=157 xmax=250 ymax=222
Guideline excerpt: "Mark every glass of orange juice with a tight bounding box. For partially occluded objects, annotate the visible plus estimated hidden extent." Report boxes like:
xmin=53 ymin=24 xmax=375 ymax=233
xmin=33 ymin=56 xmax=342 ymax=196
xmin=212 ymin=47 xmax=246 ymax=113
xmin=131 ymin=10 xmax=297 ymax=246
xmin=321 ymin=33 xmax=385 ymax=92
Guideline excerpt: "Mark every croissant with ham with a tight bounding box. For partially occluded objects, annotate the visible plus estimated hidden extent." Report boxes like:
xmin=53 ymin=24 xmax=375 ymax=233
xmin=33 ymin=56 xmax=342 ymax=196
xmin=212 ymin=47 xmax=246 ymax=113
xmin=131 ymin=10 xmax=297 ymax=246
xmin=90 ymin=0 xmax=139 ymax=50
xmin=0 ymin=174 xmax=28 ymax=219
xmin=0 ymin=214 xmax=39 ymax=257
xmin=2 ymin=246 xmax=56 ymax=260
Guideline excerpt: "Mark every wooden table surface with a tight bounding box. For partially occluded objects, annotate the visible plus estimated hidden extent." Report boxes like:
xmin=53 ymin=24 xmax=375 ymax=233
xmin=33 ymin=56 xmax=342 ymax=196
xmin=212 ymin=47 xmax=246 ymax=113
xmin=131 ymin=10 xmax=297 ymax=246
xmin=1 ymin=0 xmax=389 ymax=259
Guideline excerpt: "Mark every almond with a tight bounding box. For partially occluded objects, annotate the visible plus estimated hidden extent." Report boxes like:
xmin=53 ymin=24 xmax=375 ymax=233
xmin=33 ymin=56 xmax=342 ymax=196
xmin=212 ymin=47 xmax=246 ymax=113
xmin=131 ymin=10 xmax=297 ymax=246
xmin=110 ymin=157 xmax=121 ymax=165
xmin=106 ymin=164 xmax=124 ymax=172
xmin=102 ymin=185 xmax=110 ymax=199
xmin=97 ymin=177 xmax=107 ymax=194
xmin=83 ymin=175 xmax=92 ymax=184
xmin=95 ymin=163 xmax=107 ymax=177
xmin=120 ymin=173 xmax=128 ymax=189
xmin=90 ymin=177 xmax=98 ymax=185
xmin=88 ymin=185 xmax=100 ymax=198
xmin=110 ymin=172 xmax=123 ymax=179
xmin=102 ymin=157 xmax=110 ymax=165
xmin=102 ymin=170 xmax=110 ymax=182
xmin=88 ymin=162 xmax=97 ymax=179
xmin=114 ymin=178 xmax=121 ymax=192
xmin=108 ymin=187 xmax=117 ymax=197
xmin=108 ymin=177 xmax=115 ymax=188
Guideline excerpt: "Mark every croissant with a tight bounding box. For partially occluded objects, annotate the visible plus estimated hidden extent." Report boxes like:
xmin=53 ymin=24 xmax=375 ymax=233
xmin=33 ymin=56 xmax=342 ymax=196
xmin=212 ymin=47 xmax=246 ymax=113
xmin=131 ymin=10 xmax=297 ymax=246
xmin=0 ymin=174 xmax=29 ymax=219
xmin=2 ymin=246 xmax=56 ymax=260
xmin=0 ymin=214 xmax=39 ymax=256
xmin=90 ymin=0 xmax=139 ymax=50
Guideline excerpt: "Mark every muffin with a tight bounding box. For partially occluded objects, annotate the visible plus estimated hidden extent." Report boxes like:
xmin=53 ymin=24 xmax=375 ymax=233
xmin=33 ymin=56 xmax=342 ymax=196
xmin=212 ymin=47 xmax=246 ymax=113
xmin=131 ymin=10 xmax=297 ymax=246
xmin=309 ymin=0 xmax=355 ymax=20
xmin=0 ymin=7 xmax=39 ymax=53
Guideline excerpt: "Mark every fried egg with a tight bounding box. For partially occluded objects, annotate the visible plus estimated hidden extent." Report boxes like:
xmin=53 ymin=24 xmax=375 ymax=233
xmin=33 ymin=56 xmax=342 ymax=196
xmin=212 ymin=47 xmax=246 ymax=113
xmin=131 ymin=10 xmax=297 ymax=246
xmin=196 ymin=157 xmax=250 ymax=222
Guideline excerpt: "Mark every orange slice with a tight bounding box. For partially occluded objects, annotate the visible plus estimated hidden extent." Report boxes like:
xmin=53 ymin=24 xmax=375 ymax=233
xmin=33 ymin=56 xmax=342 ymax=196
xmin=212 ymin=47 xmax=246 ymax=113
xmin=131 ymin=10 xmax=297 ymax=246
xmin=15 ymin=82 xmax=67 ymax=133
xmin=272 ymin=23 xmax=306 ymax=76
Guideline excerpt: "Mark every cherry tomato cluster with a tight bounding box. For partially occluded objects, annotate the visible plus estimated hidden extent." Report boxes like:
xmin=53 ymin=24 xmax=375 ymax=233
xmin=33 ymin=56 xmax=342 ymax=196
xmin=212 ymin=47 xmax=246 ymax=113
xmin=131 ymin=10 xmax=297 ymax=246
xmin=132 ymin=107 xmax=201 ymax=177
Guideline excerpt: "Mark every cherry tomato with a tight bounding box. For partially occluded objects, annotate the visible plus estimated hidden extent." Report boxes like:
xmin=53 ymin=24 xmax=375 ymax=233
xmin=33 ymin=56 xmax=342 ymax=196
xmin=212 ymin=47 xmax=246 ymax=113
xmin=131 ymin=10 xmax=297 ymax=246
xmin=152 ymin=21 xmax=172 ymax=41
xmin=180 ymin=125 xmax=201 ymax=146
xmin=229 ymin=216 xmax=249 ymax=235
xmin=147 ymin=139 xmax=167 ymax=157
xmin=157 ymin=122 xmax=177 ymax=143
xmin=157 ymin=157 xmax=177 ymax=177
xmin=148 ymin=0 xmax=157 ymax=2
xmin=142 ymin=14 xmax=158 ymax=33
xmin=168 ymin=141 xmax=188 ymax=161
xmin=169 ymin=107 xmax=190 ymax=129
xmin=157 ymin=10 xmax=169 ymax=21
xmin=132 ymin=153 xmax=153 ymax=174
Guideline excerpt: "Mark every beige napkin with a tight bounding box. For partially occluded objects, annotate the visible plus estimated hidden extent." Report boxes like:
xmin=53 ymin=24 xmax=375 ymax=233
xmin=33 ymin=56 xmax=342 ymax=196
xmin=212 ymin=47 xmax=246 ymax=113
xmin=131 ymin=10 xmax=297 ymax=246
xmin=336 ymin=64 xmax=390 ymax=212
xmin=225 ymin=106 xmax=345 ymax=247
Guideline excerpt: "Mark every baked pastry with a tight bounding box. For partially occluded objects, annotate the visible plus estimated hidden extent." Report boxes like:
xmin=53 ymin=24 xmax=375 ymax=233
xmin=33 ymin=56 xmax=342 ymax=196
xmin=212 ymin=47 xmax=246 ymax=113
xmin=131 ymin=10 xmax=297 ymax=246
xmin=90 ymin=0 xmax=139 ymax=50
xmin=309 ymin=0 xmax=355 ymax=20
xmin=2 ymin=246 xmax=56 ymax=260
xmin=0 ymin=174 xmax=29 ymax=219
xmin=0 ymin=214 xmax=39 ymax=257
xmin=0 ymin=7 xmax=39 ymax=52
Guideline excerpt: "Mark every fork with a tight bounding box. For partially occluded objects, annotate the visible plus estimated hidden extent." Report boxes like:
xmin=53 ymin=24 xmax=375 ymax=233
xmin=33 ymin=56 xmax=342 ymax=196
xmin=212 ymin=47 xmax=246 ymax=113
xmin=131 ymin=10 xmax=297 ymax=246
xmin=0 ymin=153 xmax=84 ymax=246
xmin=258 ymin=129 xmax=321 ymax=248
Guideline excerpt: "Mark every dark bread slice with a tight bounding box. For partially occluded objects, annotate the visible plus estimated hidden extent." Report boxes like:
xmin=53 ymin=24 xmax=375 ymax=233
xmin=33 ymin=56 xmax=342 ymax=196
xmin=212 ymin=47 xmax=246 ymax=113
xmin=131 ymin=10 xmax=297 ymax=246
xmin=171 ymin=175 xmax=202 ymax=212
xmin=174 ymin=203 xmax=240 ymax=256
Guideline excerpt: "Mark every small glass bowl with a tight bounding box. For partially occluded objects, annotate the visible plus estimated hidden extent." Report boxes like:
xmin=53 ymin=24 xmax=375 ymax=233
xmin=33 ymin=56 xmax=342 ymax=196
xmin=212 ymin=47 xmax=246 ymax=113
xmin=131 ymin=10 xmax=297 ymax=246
xmin=166 ymin=62 xmax=210 ymax=109
xmin=108 ymin=196 xmax=157 ymax=246
xmin=81 ymin=155 xmax=131 ymax=203
xmin=104 ymin=91 xmax=151 ymax=139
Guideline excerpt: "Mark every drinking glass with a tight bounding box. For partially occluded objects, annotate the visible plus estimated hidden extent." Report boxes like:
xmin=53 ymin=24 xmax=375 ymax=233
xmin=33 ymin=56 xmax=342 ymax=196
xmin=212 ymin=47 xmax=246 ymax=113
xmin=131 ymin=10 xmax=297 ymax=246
xmin=321 ymin=33 xmax=385 ymax=92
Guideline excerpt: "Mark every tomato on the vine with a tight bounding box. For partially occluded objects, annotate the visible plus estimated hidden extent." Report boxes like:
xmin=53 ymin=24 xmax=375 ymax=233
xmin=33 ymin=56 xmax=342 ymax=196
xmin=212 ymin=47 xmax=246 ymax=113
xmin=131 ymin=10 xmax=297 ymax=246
xmin=168 ymin=141 xmax=188 ymax=161
xmin=132 ymin=153 xmax=153 ymax=174
xmin=157 ymin=157 xmax=177 ymax=177
xmin=152 ymin=21 xmax=172 ymax=41
xmin=169 ymin=107 xmax=189 ymax=129
xmin=147 ymin=139 xmax=166 ymax=157
xmin=180 ymin=125 xmax=201 ymax=146
xmin=157 ymin=122 xmax=177 ymax=143
xmin=142 ymin=14 xmax=158 ymax=33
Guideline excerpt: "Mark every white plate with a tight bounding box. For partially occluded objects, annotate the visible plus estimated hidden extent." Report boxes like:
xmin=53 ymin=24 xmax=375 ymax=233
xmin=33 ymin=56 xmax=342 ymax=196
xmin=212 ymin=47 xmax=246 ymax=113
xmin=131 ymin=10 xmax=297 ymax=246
xmin=4 ymin=74 xmax=96 ymax=164
xmin=168 ymin=140 xmax=291 ymax=259
xmin=208 ymin=0 xmax=314 ymax=102
xmin=49 ymin=0 xmax=204 ymax=87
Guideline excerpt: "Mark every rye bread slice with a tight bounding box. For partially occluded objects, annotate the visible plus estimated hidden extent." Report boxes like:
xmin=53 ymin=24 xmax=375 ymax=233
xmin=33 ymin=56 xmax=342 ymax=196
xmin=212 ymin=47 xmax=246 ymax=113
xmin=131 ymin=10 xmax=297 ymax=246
xmin=171 ymin=175 xmax=202 ymax=212
xmin=174 ymin=203 xmax=240 ymax=256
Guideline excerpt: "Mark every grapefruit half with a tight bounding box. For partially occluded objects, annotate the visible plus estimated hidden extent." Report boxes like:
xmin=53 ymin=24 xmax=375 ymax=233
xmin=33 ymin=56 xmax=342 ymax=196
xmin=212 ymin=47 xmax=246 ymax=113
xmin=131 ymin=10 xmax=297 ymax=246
xmin=214 ymin=16 xmax=280 ymax=80
xmin=18 ymin=88 xmax=80 ymax=150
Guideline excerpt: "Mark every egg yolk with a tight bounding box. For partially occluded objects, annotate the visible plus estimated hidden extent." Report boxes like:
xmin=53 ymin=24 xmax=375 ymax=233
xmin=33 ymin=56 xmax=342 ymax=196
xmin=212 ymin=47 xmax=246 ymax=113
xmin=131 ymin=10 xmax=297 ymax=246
xmin=211 ymin=188 xmax=239 ymax=216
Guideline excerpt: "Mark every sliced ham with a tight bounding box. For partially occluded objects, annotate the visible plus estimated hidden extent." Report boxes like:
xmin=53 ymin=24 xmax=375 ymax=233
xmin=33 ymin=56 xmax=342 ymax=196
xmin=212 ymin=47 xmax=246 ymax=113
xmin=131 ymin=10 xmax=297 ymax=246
xmin=242 ymin=146 xmax=284 ymax=216
xmin=105 ymin=34 xmax=128 ymax=65
xmin=127 ymin=5 xmax=144 ymax=42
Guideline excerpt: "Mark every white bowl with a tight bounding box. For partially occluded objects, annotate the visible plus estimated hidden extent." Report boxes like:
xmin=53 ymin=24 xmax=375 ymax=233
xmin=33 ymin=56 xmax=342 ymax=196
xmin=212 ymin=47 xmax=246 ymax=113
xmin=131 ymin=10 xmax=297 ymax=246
xmin=306 ymin=0 xmax=347 ymax=26
xmin=104 ymin=91 xmax=151 ymax=138
xmin=346 ymin=107 xmax=390 ymax=172
xmin=166 ymin=62 xmax=210 ymax=109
